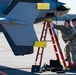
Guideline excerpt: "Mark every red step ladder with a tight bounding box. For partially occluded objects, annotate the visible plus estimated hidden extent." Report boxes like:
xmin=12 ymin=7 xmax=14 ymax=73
xmin=35 ymin=19 xmax=67 ymax=68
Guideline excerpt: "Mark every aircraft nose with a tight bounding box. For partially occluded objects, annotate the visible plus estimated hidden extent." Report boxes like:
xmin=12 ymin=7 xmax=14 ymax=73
xmin=56 ymin=5 xmax=70 ymax=16
xmin=57 ymin=5 xmax=70 ymax=11
xmin=64 ymin=5 xmax=71 ymax=10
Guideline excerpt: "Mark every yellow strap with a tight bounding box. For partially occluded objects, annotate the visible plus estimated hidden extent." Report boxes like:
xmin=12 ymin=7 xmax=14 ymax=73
xmin=34 ymin=41 xmax=47 ymax=47
xmin=37 ymin=3 xmax=50 ymax=10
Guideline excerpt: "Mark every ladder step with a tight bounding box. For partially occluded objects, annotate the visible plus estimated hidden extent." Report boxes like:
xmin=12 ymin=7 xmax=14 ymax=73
xmin=46 ymin=40 xmax=56 ymax=42
xmin=38 ymin=53 xmax=42 ymax=55
xmin=44 ymin=29 xmax=46 ymax=31
xmin=46 ymin=40 xmax=52 ymax=42
xmin=42 ymin=36 xmax=45 ymax=38
xmin=53 ymin=43 xmax=56 ymax=45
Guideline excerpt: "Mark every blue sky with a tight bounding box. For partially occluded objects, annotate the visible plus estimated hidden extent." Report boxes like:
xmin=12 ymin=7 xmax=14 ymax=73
xmin=58 ymin=0 xmax=75 ymax=14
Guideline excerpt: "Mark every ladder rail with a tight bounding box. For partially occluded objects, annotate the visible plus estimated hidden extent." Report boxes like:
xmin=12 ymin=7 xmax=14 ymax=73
xmin=39 ymin=47 xmax=44 ymax=66
xmin=39 ymin=21 xmax=48 ymax=66
xmin=47 ymin=22 xmax=60 ymax=60
xmin=40 ymin=21 xmax=46 ymax=40
xmin=35 ymin=22 xmax=46 ymax=63
xmin=35 ymin=47 xmax=40 ymax=62
xmin=49 ymin=22 xmax=67 ymax=67
xmin=35 ymin=21 xmax=48 ymax=66
xmin=52 ymin=27 xmax=67 ymax=67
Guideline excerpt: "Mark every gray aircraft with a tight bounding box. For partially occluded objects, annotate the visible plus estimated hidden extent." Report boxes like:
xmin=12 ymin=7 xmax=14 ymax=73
xmin=0 ymin=0 xmax=70 ymax=56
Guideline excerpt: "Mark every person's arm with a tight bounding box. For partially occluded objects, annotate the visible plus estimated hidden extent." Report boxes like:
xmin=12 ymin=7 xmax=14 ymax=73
xmin=66 ymin=28 xmax=76 ymax=41
xmin=52 ymin=23 xmax=63 ymax=30
xmin=62 ymin=35 xmax=68 ymax=43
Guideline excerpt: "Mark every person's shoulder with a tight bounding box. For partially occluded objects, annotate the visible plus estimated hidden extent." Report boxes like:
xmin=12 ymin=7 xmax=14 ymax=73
xmin=74 ymin=26 xmax=76 ymax=28
xmin=71 ymin=27 xmax=76 ymax=32
xmin=70 ymin=26 xmax=73 ymax=27
xmin=69 ymin=26 xmax=73 ymax=29
xmin=73 ymin=26 xmax=76 ymax=29
xmin=74 ymin=26 xmax=76 ymax=30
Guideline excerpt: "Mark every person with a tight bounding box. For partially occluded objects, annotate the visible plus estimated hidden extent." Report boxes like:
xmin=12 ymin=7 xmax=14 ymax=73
xmin=52 ymin=20 xmax=73 ymax=67
xmin=65 ymin=18 xmax=76 ymax=69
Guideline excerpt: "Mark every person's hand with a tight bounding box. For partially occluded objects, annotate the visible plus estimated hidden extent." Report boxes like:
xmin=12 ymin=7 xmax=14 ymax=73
xmin=50 ymin=22 xmax=54 ymax=28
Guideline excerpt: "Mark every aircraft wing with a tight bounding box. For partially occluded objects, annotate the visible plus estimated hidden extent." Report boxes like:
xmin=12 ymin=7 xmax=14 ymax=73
xmin=0 ymin=0 xmax=70 ymax=56
xmin=0 ymin=2 xmax=39 ymax=55
xmin=2 ymin=23 xmax=38 ymax=55
xmin=5 ymin=2 xmax=39 ymax=24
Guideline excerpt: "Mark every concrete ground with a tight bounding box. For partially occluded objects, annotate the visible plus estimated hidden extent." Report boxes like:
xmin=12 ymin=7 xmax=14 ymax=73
xmin=0 ymin=22 xmax=76 ymax=75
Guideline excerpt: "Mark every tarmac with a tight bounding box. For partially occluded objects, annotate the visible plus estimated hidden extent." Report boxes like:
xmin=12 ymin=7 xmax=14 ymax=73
xmin=0 ymin=21 xmax=76 ymax=75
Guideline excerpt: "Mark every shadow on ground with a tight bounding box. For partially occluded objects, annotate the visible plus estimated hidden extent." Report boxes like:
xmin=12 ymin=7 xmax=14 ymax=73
xmin=0 ymin=66 xmax=38 ymax=75
xmin=0 ymin=66 xmax=76 ymax=75
xmin=65 ymin=69 xmax=76 ymax=74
